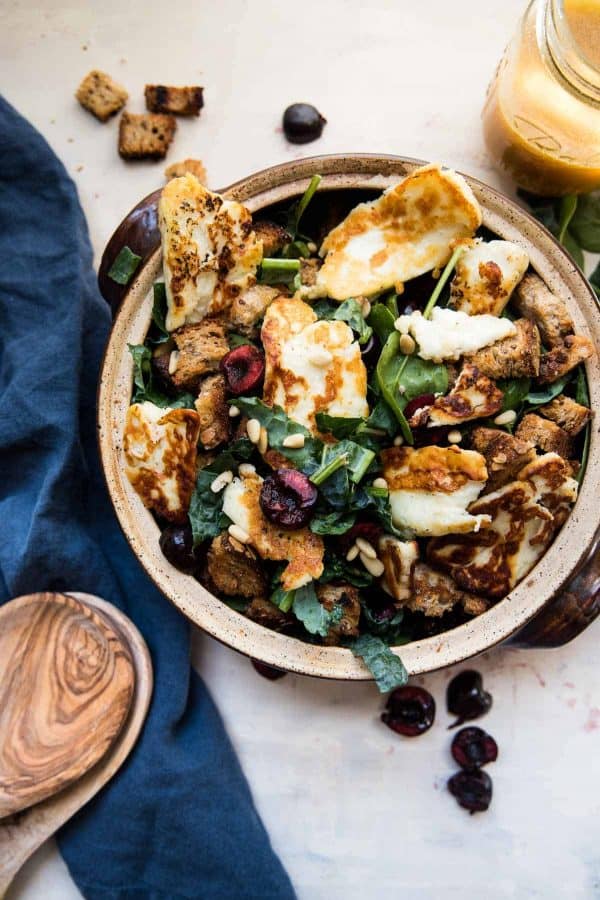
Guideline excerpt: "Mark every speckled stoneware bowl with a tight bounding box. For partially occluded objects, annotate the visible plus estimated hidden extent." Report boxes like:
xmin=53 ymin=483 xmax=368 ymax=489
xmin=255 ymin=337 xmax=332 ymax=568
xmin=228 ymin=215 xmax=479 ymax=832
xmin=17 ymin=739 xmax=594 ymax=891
xmin=97 ymin=154 xmax=600 ymax=680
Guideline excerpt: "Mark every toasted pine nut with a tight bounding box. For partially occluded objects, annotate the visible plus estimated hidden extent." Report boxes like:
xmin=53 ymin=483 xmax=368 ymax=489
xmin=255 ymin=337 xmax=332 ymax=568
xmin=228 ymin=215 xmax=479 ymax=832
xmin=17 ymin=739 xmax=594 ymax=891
xmin=393 ymin=435 xmax=404 ymax=446
xmin=247 ymin=418 xmax=261 ymax=443
xmin=360 ymin=553 xmax=385 ymax=578
xmin=282 ymin=433 xmax=305 ymax=449
xmin=356 ymin=537 xmax=377 ymax=560
xmin=210 ymin=470 xmax=233 ymax=493
xmin=238 ymin=463 xmax=256 ymax=477
xmin=346 ymin=544 xmax=360 ymax=562
xmin=258 ymin=426 xmax=268 ymax=455
xmin=307 ymin=241 xmax=317 ymax=253
xmin=308 ymin=347 xmax=333 ymax=367
xmin=168 ymin=350 xmax=179 ymax=374
xmin=432 ymin=267 xmax=441 ymax=279
xmin=447 ymin=429 xmax=462 ymax=444
xmin=229 ymin=405 xmax=241 ymax=417
xmin=228 ymin=524 xmax=251 ymax=544
xmin=372 ymin=477 xmax=388 ymax=491
xmin=494 ymin=409 xmax=517 ymax=426
xmin=399 ymin=333 xmax=416 ymax=355
xmin=361 ymin=298 xmax=372 ymax=318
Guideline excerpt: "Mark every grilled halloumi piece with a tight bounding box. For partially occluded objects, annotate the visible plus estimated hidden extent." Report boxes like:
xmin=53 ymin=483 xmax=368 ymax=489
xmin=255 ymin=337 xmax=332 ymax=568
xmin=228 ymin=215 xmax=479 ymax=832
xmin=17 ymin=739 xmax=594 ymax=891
xmin=123 ymin=401 xmax=200 ymax=523
xmin=449 ymin=239 xmax=529 ymax=316
xmin=425 ymin=364 xmax=504 ymax=427
xmin=261 ymin=295 xmax=368 ymax=433
xmin=378 ymin=536 xmax=419 ymax=603
xmin=159 ymin=175 xmax=262 ymax=331
xmin=428 ymin=453 xmax=578 ymax=596
xmin=222 ymin=472 xmax=324 ymax=590
xmin=395 ymin=307 xmax=516 ymax=363
xmin=380 ymin=445 xmax=490 ymax=537
xmin=308 ymin=164 xmax=482 ymax=300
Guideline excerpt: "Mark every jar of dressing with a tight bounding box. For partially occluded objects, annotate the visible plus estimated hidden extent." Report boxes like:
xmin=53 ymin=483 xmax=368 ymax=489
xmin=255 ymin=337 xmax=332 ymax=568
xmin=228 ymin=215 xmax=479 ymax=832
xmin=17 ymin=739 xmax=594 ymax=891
xmin=482 ymin=0 xmax=600 ymax=195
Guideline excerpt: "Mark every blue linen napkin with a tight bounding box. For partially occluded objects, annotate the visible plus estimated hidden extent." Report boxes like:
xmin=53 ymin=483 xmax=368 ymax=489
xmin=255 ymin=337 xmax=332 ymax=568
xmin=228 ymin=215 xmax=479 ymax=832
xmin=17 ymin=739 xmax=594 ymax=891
xmin=0 ymin=95 xmax=295 ymax=900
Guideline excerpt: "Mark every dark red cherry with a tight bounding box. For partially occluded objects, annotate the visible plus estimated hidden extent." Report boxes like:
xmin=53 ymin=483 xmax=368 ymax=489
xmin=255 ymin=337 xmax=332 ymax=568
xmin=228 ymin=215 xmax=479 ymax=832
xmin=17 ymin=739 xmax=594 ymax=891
xmin=365 ymin=592 xmax=397 ymax=624
xmin=381 ymin=686 xmax=436 ymax=737
xmin=448 ymin=769 xmax=493 ymax=814
xmin=251 ymin=659 xmax=287 ymax=681
xmin=451 ymin=727 xmax=498 ymax=769
xmin=403 ymin=393 xmax=435 ymax=421
xmin=447 ymin=670 xmax=493 ymax=728
xmin=159 ymin=524 xmax=197 ymax=573
xmin=412 ymin=425 xmax=451 ymax=447
xmin=220 ymin=345 xmax=265 ymax=395
xmin=282 ymin=103 xmax=327 ymax=144
xmin=260 ymin=469 xmax=318 ymax=529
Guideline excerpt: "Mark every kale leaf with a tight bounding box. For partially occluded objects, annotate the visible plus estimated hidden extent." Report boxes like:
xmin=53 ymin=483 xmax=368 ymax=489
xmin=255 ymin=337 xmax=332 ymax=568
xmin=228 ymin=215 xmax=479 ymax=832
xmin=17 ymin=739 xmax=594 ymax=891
xmin=233 ymin=397 xmax=321 ymax=470
xmin=108 ymin=245 xmax=142 ymax=285
xmin=188 ymin=454 xmax=241 ymax=546
xmin=313 ymin=298 xmax=372 ymax=344
xmin=292 ymin=582 xmax=343 ymax=637
xmin=128 ymin=344 xmax=195 ymax=409
xmin=350 ymin=634 xmax=408 ymax=693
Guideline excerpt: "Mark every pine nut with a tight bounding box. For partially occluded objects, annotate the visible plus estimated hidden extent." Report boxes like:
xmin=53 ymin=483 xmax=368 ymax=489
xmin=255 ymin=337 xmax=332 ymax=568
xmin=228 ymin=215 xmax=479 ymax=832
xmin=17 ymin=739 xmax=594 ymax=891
xmin=258 ymin=426 xmax=268 ymax=455
xmin=282 ymin=433 xmax=305 ymax=449
xmin=210 ymin=470 xmax=233 ymax=493
xmin=360 ymin=553 xmax=385 ymax=578
xmin=399 ymin=333 xmax=416 ymax=355
xmin=229 ymin=405 xmax=241 ymax=417
xmin=247 ymin=418 xmax=261 ymax=443
xmin=393 ymin=435 xmax=404 ymax=446
xmin=447 ymin=429 xmax=462 ymax=444
xmin=308 ymin=347 xmax=333 ymax=367
xmin=372 ymin=477 xmax=388 ymax=491
xmin=361 ymin=298 xmax=371 ymax=318
xmin=356 ymin=537 xmax=377 ymax=559
xmin=346 ymin=544 xmax=360 ymax=562
xmin=432 ymin=267 xmax=441 ymax=279
xmin=307 ymin=241 xmax=317 ymax=253
xmin=168 ymin=350 xmax=179 ymax=374
xmin=238 ymin=463 xmax=256 ymax=477
xmin=228 ymin=524 xmax=251 ymax=544
xmin=494 ymin=409 xmax=517 ymax=426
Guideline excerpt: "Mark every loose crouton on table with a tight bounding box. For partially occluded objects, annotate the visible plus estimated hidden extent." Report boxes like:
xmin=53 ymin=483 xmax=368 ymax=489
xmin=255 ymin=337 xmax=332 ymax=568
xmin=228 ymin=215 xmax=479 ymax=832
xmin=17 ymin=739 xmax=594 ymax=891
xmin=470 ymin=427 xmax=536 ymax=490
xmin=316 ymin=583 xmax=361 ymax=645
xmin=539 ymin=394 xmax=592 ymax=436
xmin=145 ymin=84 xmax=204 ymax=116
xmin=515 ymin=413 xmax=573 ymax=458
xmin=466 ymin=318 xmax=540 ymax=379
xmin=206 ymin=532 xmax=267 ymax=600
xmin=76 ymin=69 xmax=128 ymax=121
xmin=171 ymin=319 xmax=229 ymax=391
xmin=538 ymin=335 xmax=594 ymax=384
xmin=165 ymin=158 xmax=207 ymax=183
xmin=194 ymin=374 xmax=230 ymax=449
xmin=118 ymin=112 xmax=176 ymax=160
xmin=513 ymin=272 xmax=573 ymax=348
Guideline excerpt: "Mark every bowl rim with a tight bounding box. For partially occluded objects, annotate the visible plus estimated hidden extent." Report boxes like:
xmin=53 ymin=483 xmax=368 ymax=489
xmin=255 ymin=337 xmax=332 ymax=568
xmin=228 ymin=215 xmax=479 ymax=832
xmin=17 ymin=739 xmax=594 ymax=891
xmin=97 ymin=153 xmax=600 ymax=680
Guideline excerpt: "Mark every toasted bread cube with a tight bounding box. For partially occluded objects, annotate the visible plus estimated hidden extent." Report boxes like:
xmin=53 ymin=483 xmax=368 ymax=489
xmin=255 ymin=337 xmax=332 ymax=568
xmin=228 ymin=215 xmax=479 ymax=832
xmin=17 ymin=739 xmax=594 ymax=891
xmin=118 ymin=112 xmax=176 ymax=160
xmin=408 ymin=563 xmax=477 ymax=618
xmin=165 ymin=158 xmax=207 ymax=183
xmin=316 ymin=583 xmax=361 ymax=645
xmin=538 ymin=335 xmax=594 ymax=384
xmin=252 ymin=220 xmax=291 ymax=257
xmin=227 ymin=284 xmax=280 ymax=337
xmin=194 ymin=374 xmax=230 ymax=449
xmin=244 ymin=595 xmax=294 ymax=631
xmin=467 ymin=318 xmax=540 ymax=379
xmin=145 ymin=84 xmax=204 ymax=116
xmin=470 ymin=427 xmax=536 ymax=490
xmin=515 ymin=413 xmax=572 ymax=458
xmin=171 ymin=320 xmax=229 ymax=392
xmin=206 ymin=532 xmax=267 ymax=599
xmin=539 ymin=394 xmax=592 ymax=436
xmin=76 ymin=69 xmax=128 ymax=122
xmin=513 ymin=272 xmax=573 ymax=347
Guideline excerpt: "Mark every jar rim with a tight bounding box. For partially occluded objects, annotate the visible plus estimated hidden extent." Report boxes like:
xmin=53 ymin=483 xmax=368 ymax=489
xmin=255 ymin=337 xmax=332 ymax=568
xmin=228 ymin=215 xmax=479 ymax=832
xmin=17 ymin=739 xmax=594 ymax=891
xmin=540 ymin=0 xmax=600 ymax=104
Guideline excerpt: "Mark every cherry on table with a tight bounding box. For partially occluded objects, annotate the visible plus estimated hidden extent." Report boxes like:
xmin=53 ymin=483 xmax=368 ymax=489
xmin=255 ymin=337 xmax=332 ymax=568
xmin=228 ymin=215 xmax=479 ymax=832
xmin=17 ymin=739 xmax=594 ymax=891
xmin=451 ymin=726 xmax=498 ymax=769
xmin=282 ymin=103 xmax=327 ymax=144
xmin=381 ymin=686 xmax=436 ymax=737
xmin=251 ymin=660 xmax=287 ymax=681
xmin=448 ymin=769 xmax=493 ymax=814
xmin=447 ymin=669 xmax=493 ymax=728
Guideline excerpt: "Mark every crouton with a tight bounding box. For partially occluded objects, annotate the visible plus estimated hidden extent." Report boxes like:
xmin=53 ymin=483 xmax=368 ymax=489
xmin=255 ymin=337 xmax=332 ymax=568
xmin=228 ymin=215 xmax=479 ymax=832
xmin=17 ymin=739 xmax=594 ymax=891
xmin=515 ymin=413 xmax=573 ymax=458
xmin=194 ymin=374 xmax=230 ymax=449
xmin=206 ymin=532 xmax=267 ymax=600
xmin=171 ymin=320 xmax=229 ymax=391
xmin=244 ymin=595 xmax=295 ymax=631
xmin=424 ymin=364 xmax=503 ymax=427
xmin=118 ymin=112 xmax=176 ymax=160
xmin=76 ymin=69 xmax=128 ymax=122
xmin=227 ymin=284 xmax=281 ymax=337
xmin=316 ymin=583 xmax=361 ymax=645
xmin=513 ymin=272 xmax=573 ymax=347
xmin=300 ymin=258 xmax=322 ymax=287
xmin=466 ymin=318 xmax=540 ymax=379
xmin=145 ymin=84 xmax=204 ymax=116
xmin=253 ymin=220 xmax=291 ymax=257
xmin=539 ymin=394 xmax=592 ymax=436
xmin=378 ymin=536 xmax=419 ymax=603
xmin=538 ymin=335 xmax=594 ymax=384
xmin=165 ymin=158 xmax=207 ymax=183
xmin=408 ymin=563 xmax=480 ymax=618
xmin=150 ymin=347 xmax=175 ymax=391
xmin=470 ymin=427 xmax=536 ymax=490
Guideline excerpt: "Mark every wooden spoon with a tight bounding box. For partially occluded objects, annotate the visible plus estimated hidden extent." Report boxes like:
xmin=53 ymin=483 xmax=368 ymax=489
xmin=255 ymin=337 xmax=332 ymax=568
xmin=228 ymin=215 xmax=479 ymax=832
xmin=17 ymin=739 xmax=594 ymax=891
xmin=0 ymin=592 xmax=152 ymax=896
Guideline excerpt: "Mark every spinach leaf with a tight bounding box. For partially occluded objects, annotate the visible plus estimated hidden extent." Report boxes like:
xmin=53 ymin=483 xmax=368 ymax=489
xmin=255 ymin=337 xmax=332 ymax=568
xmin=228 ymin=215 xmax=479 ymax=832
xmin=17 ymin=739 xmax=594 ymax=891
xmin=292 ymin=582 xmax=342 ymax=637
xmin=310 ymin=508 xmax=356 ymax=535
xmin=315 ymin=413 xmax=364 ymax=439
xmin=128 ymin=344 xmax=195 ymax=409
xmin=569 ymin=191 xmax=600 ymax=252
xmin=146 ymin=282 xmax=170 ymax=346
xmin=369 ymin=303 xmax=397 ymax=343
xmin=233 ymin=397 xmax=321 ymax=470
xmin=365 ymin=399 xmax=397 ymax=434
xmin=310 ymin=440 xmax=375 ymax=486
xmin=313 ymin=298 xmax=372 ymax=344
xmin=498 ymin=376 xmax=531 ymax=412
xmin=558 ymin=194 xmax=578 ymax=244
xmin=525 ymin=373 xmax=571 ymax=407
xmin=108 ymin=245 xmax=142 ymax=285
xmin=350 ymin=634 xmax=408 ymax=693
xmin=228 ymin=333 xmax=256 ymax=349
xmin=318 ymin=551 xmax=374 ymax=587
xmin=188 ymin=454 xmax=239 ymax=546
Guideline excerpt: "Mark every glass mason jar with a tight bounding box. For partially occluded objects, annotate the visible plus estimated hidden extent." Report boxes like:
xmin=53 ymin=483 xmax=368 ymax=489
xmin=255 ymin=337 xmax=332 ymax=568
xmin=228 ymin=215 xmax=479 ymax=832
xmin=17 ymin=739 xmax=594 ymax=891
xmin=482 ymin=0 xmax=600 ymax=195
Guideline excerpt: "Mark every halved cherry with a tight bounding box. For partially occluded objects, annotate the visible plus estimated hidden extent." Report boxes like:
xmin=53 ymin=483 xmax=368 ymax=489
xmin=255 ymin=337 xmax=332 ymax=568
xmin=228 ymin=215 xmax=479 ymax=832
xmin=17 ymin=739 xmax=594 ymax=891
xmin=259 ymin=469 xmax=318 ymax=529
xmin=220 ymin=345 xmax=265 ymax=395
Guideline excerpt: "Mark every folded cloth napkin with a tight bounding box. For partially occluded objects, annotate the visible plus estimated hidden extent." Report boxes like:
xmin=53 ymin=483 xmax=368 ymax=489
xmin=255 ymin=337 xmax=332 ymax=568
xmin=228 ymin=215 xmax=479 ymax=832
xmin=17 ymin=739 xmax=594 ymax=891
xmin=0 ymin=95 xmax=295 ymax=900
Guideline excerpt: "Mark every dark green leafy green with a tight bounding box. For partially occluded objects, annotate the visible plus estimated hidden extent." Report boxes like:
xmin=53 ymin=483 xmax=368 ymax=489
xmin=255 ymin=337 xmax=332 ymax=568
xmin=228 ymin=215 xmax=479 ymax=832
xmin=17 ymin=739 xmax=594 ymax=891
xmin=385 ymin=293 xmax=399 ymax=317
xmin=188 ymin=453 xmax=239 ymax=546
xmin=270 ymin=584 xmax=295 ymax=613
xmin=368 ymin=303 xmax=396 ymax=343
xmin=569 ymin=192 xmax=600 ymax=252
xmin=558 ymin=194 xmax=578 ymax=244
xmin=519 ymin=190 xmax=588 ymax=269
xmin=287 ymin=174 xmax=322 ymax=238
xmin=365 ymin=400 xmax=397 ymax=434
xmin=313 ymin=298 xmax=372 ymax=344
xmin=228 ymin=333 xmax=256 ymax=349
xmin=108 ymin=245 xmax=142 ymax=285
xmin=310 ymin=440 xmax=375 ymax=486
xmin=562 ymin=232 xmax=585 ymax=268
xmin=233 ymin=397 xmax=321 ymax=469
xmin=575 ymin=365 xmax=591 ymax=485
xmin=292 ymin=582 xmax=342 ymax=637
xmin=128 ymin=344 xmax=195 ymax=408
xmin=423 ymin=244 xmax=465 ymax=318
xmin=350 ymin=634 xmax=408 ymax=693
xmin=589 ymin=260 xmax=600 ymax=299
xmin=498 ymin=377 xmax=531 ymax=412
xmin=315 ymin=413 xmax=364 ymax=440
xmin=363 ymin=487 xmax=406 ymax=538
xmin=310 ymin=508 xmax=356 ymax=535
xmin=145 ymin=282 xmax=170 ymax=345
xmin=360 ymin=605 xmax=411 ymax=644
xmin=318 ymin=551 xmax=374 ymax=587
xmin=525 ymin=373 xmax=571 ymax=407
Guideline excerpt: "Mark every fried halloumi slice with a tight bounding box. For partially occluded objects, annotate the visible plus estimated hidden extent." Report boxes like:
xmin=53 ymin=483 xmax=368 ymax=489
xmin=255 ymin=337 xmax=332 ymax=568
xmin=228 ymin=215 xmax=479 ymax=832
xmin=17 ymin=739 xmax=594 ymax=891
xmin=222 ymin=472 xmax=324 ymax=590
xmin=428 ymin=453 xmax=578 ymax=596
xmin=378 ymin=536 xmax=419 ymax=603
xmin=261 ymin=295 xmax=368 ymax=433
xmin=309 ymin=164 xmax=481 ymax=300
xmin=380 ymin=445 xmax=490 ymax=537
xmin=159 ymin=174 xmax=262 ymax=331
xmin=449 ymin=239 xmax=529 ymax=315
xmin=123 ymin=401 xmax=200 ymax=523
xmin=425 ymin=364 xmax=504 ymax=427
